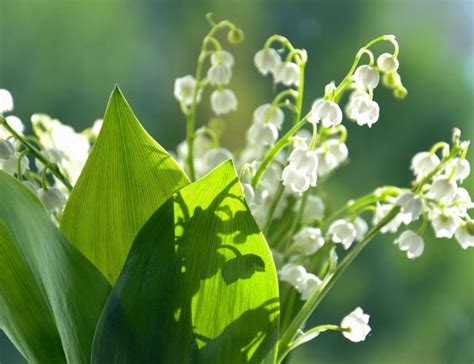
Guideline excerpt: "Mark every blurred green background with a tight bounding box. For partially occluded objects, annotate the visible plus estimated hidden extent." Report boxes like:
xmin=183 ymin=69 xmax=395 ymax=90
xmin=0 ymin=0 xmax=473 ymax=363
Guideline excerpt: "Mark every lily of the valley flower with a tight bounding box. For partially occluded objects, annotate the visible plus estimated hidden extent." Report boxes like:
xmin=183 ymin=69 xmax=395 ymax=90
xmin=427 ymin=177 xmax=457 ymax=204
xmin=455 ymin=221 xmax=474 ymax=249
xmin=254 ymin=48 xmax=282 ymax=75
xmin=246 ymin=122 xmax=278 ymax=146
xmin=308 ymin=99 xmax=343 ymax=128
xmin=0 ymin=140 xmax=15 ymax=160
xmin=0 ymin=89 xmax=14 ymax=114
xmin=346 ymin=92 xmax=380 ymax=127
xmin=411 ymin=151 xmax=440 ymax=179
xmin=291 ymin=227 xmax=325 ymax=256
xmin=396 ymin=192 xmax=423 ymax=223
xmin=282 ymin=144 xmax=318 ymax=194
xmin=329 ymin=219 xmax=357 ymax=249
xmin=395 ymin=230 xmax=424 ymax=259
xmin=253 ymin=103 xmax=285 ymax=129
xmin=377 ymin=53 xmax=399 ymax=73
xmin=210 ymin=89 xmax=238 ymax=115
xmin=341 ymin=307 xmax=371 ymax=343
xmin=38 ymin=187 xmax=66 ymax=212
xmin=353 ymin=65 xmax=380 ymax=90
xmin=274 ymin=62 xmax=300 ymax=87
xmin=174 ymin=75 xmax=198 ymax=106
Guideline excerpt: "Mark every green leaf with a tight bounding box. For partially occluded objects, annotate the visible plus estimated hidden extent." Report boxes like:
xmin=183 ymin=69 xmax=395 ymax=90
xmin=60 ymin=86 xmax=189 ymax=283
xmin=92 ymin=161 xmax=280 ymax=364
xmin=0 ymin=172 xmax=111 ymax=363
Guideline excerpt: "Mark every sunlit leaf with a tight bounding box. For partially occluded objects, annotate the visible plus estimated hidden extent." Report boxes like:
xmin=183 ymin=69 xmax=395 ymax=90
xmin=0 ymin=172 xmax=111 ymax=363
xmin=92 ymin=161 xmax=280 ymax=364
xmin=60 ymin=86 xmax=189 ymax=283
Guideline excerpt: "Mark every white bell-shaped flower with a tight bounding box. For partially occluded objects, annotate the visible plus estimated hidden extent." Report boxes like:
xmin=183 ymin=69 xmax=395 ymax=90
xmin=329 ymin=219 xmax=357 ymax=249
xmin=445 ymin=158 xmax=470 ymax=181
xmin=210 ymin=89 xmax=238 ymax=115
xmin=174 ymin=75 xmax=198 ymax=106
xmin=210 ymin=50 xmax=234 ymax=67
xmin=254 ymin=48 xmax=282 ymax=75
xmin=0 ymin=115 xmax=25 ymax=139
xmin=353 ymin=216 xmax=369 ymax=242
xmin=289 ymin=146 xmax=318 ymax=172
xmin=38 ymin=187 xmax=66 ymax=212
xmin=341 ymin=307 xmax=371 ymax=343
xmin=325 ymin=139 xmax=349 ymax=164
xmin=396 ymin=192 xmax=423 ymax=223
xmin=281 ymin=164 xmax=312 ymax=195
xmin=395 ymin=230 xmax=424 ymax=259
xmin=373 ymin=203 xmax=406 ymax=234
xmin=377 ymin=53 xmax=399 ymax=73
xmin=451 ymin=187 xmax=472 ymax=215
xmin=316 ymin=148 xmax=338 ymax=176
xmin=411 ymin=152 xmax=440 ymax=179
xmin=246 ymin=122 xmax=278 ymax=146
xmin=308 ymin=99 xmax=343 ymax=128
xmin=353 ymin=65 xmax=380 ymax=90
xmin=0 ymin=140 xmax=15 ymax=160
xmin=430 ymin=211 xmax=461 ymax=239
xmin=299 ymin=273 xmax=322 ymax=301
xmin=274 ymin=62 xmax=300 ymax=86
xmin=301 ymin=195 xmax=325 ymax=223
xmin=207 ymin=64 xmax=232 ymax=85
xmin=253 ymin=103 xmax=284 ymax=129
xmin=291 ymin=227 xmax=325 ymax=256
xmin=0 ymin=89 xmax=14 ymax=113
xmin=241 ymin=183 xmax=255 ymax=204
xmin=278 ymin=263 xmax=306 ymax=288
xmin=346 ymin=93 xmax=380 ymax=127
xmin=427 ymin=177 xmax=457 ymax=204
xmin=455 ymin=221 xmax=474 ymax=249
xmin=1 ymin=154 xmax=29 ymax=175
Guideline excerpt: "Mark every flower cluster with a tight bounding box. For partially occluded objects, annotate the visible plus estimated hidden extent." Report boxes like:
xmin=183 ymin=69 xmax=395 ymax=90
xmin=0 ymin=89 xmax=100 ymax=218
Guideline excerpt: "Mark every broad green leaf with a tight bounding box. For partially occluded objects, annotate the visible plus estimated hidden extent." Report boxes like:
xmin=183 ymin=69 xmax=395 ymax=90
xmin=0 ymin=172 xmax=111 ymax=363
xmin=60 ymin=86 xmax=189 ymax=283
xmin=92 ymin=161 xmax=280 ymax=364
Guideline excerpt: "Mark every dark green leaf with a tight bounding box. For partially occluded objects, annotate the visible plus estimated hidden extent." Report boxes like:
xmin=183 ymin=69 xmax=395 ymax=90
xmin=0 ymin=172 xmax=111 ymax=363
xmin=92 ymin=161 xmax=280 ymax=364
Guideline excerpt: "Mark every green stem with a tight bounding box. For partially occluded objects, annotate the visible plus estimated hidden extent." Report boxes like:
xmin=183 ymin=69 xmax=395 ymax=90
xmin=288 ymin=323 xmax=347 ymax=351
xmin=252 ymin=117 xmax=309 ymax=189
xmin=263 ymin=184 xmax=285 ymax=235
xmin=0 ymin=116 xmax=73 ymax=191
xmin=277 ymin=206 xmax=401 ymax=362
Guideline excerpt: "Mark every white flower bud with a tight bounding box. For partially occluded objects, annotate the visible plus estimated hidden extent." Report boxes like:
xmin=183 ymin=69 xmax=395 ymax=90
xmin=0 ymin=140 xmax=15 ymax=159
xmin=1 ymin=154 xmax=29 ymax=175
xmin=254 ymin=48 xmax=282 ymax=75
xmin=210 ymin=50 xmax=234 ymax=67
xmin=341 ymin=307 xmax=371 ymax=343
xmin=0 ymin=89 xmax=14 ymax=113
xmin=299 ymin=273 xmax=322 ymax=301
xmin=246 ymin=122 xmax=278 ymax=146
xmin=452 ymin=187 xmax=472 ymax=215
xmin=38 ymin=187 xmax=66 ymax=212
xmin=430 ymin=212 xmax=461 ymax=239
xmin=329 ymin=219 xmax=357 ymax=249
xmin=411 ymin=151 xmax=440 ymax=179
xmin=353 ymin=65 xmax=380 ymax=90
xmin=210 ymin=89 xmax=238 ymax=115
xmin=274 ymin=62 xmax=300 ymax=86
xmin=289 ymin=146 xmax=318 ymax=173
xmin=174 ymin=75 xmax=198 ymax=106
xmin=325 ymin=139 xmax=349 ymax=164
xmin=427 ymin=177 xmax=457 ymax=204
xmin=291 ymin=227 xmax=325 ymax=256
xmin=445 ymin=158 xmax=470 ymax=181
xmin=346 ymin=93 xmax=380 ymax=127
xmin=253 ymin=104 xmax=284 ymax=129
xmin=455 ymin=221 xmax=474 ymax=249
xmin=207 ymin=64 xmax=232 ymax=85
xmin=308 ymin=99 xmax=343 ymax=128
xmin=316 ymin=148 xmax=338 ymax=176
xmin=396 ymin=192 xmax=423 ymax=223
xmin=377 ymin=53 xmax=399 ymax=73
xmin=281 ymin=164 xmax=311 ymax=195
xmin=395 ymin=230 xmax=424 ymax=259
xmin=353 ymin=217 xmax=369 ymax=242
xmin=278 ymin=263 xmax=306 ymax=288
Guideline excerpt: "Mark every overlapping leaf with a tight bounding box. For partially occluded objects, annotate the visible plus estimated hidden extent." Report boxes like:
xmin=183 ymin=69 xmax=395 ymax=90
xmin=92 ymin=161 xmax=280 ymax=364
xmin=0 ymin=172 xmax=111 ymax=363
xmin=60 ymin=86 xmax=189 ymax=283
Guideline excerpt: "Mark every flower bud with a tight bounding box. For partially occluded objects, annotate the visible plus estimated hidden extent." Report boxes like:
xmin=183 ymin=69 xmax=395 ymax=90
xmin=377 ymin=53 xmax=399 ymax=73
xmin=210 ymin=50 xmax=234 ymax=68
xmin=382 ymin=72 xmax=401 ymax=89
xmin=38 ymin=187 xmax=66 ymax=212
xmin=393 ymin=86 xmax=408 ymax=99
xmin=227 ymin=28 xmax=244 ymax=44
xmin=353 ymin=65 xmax=380 ymax=90
xmin=0 ymin=139 xmax=15 ymax=159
